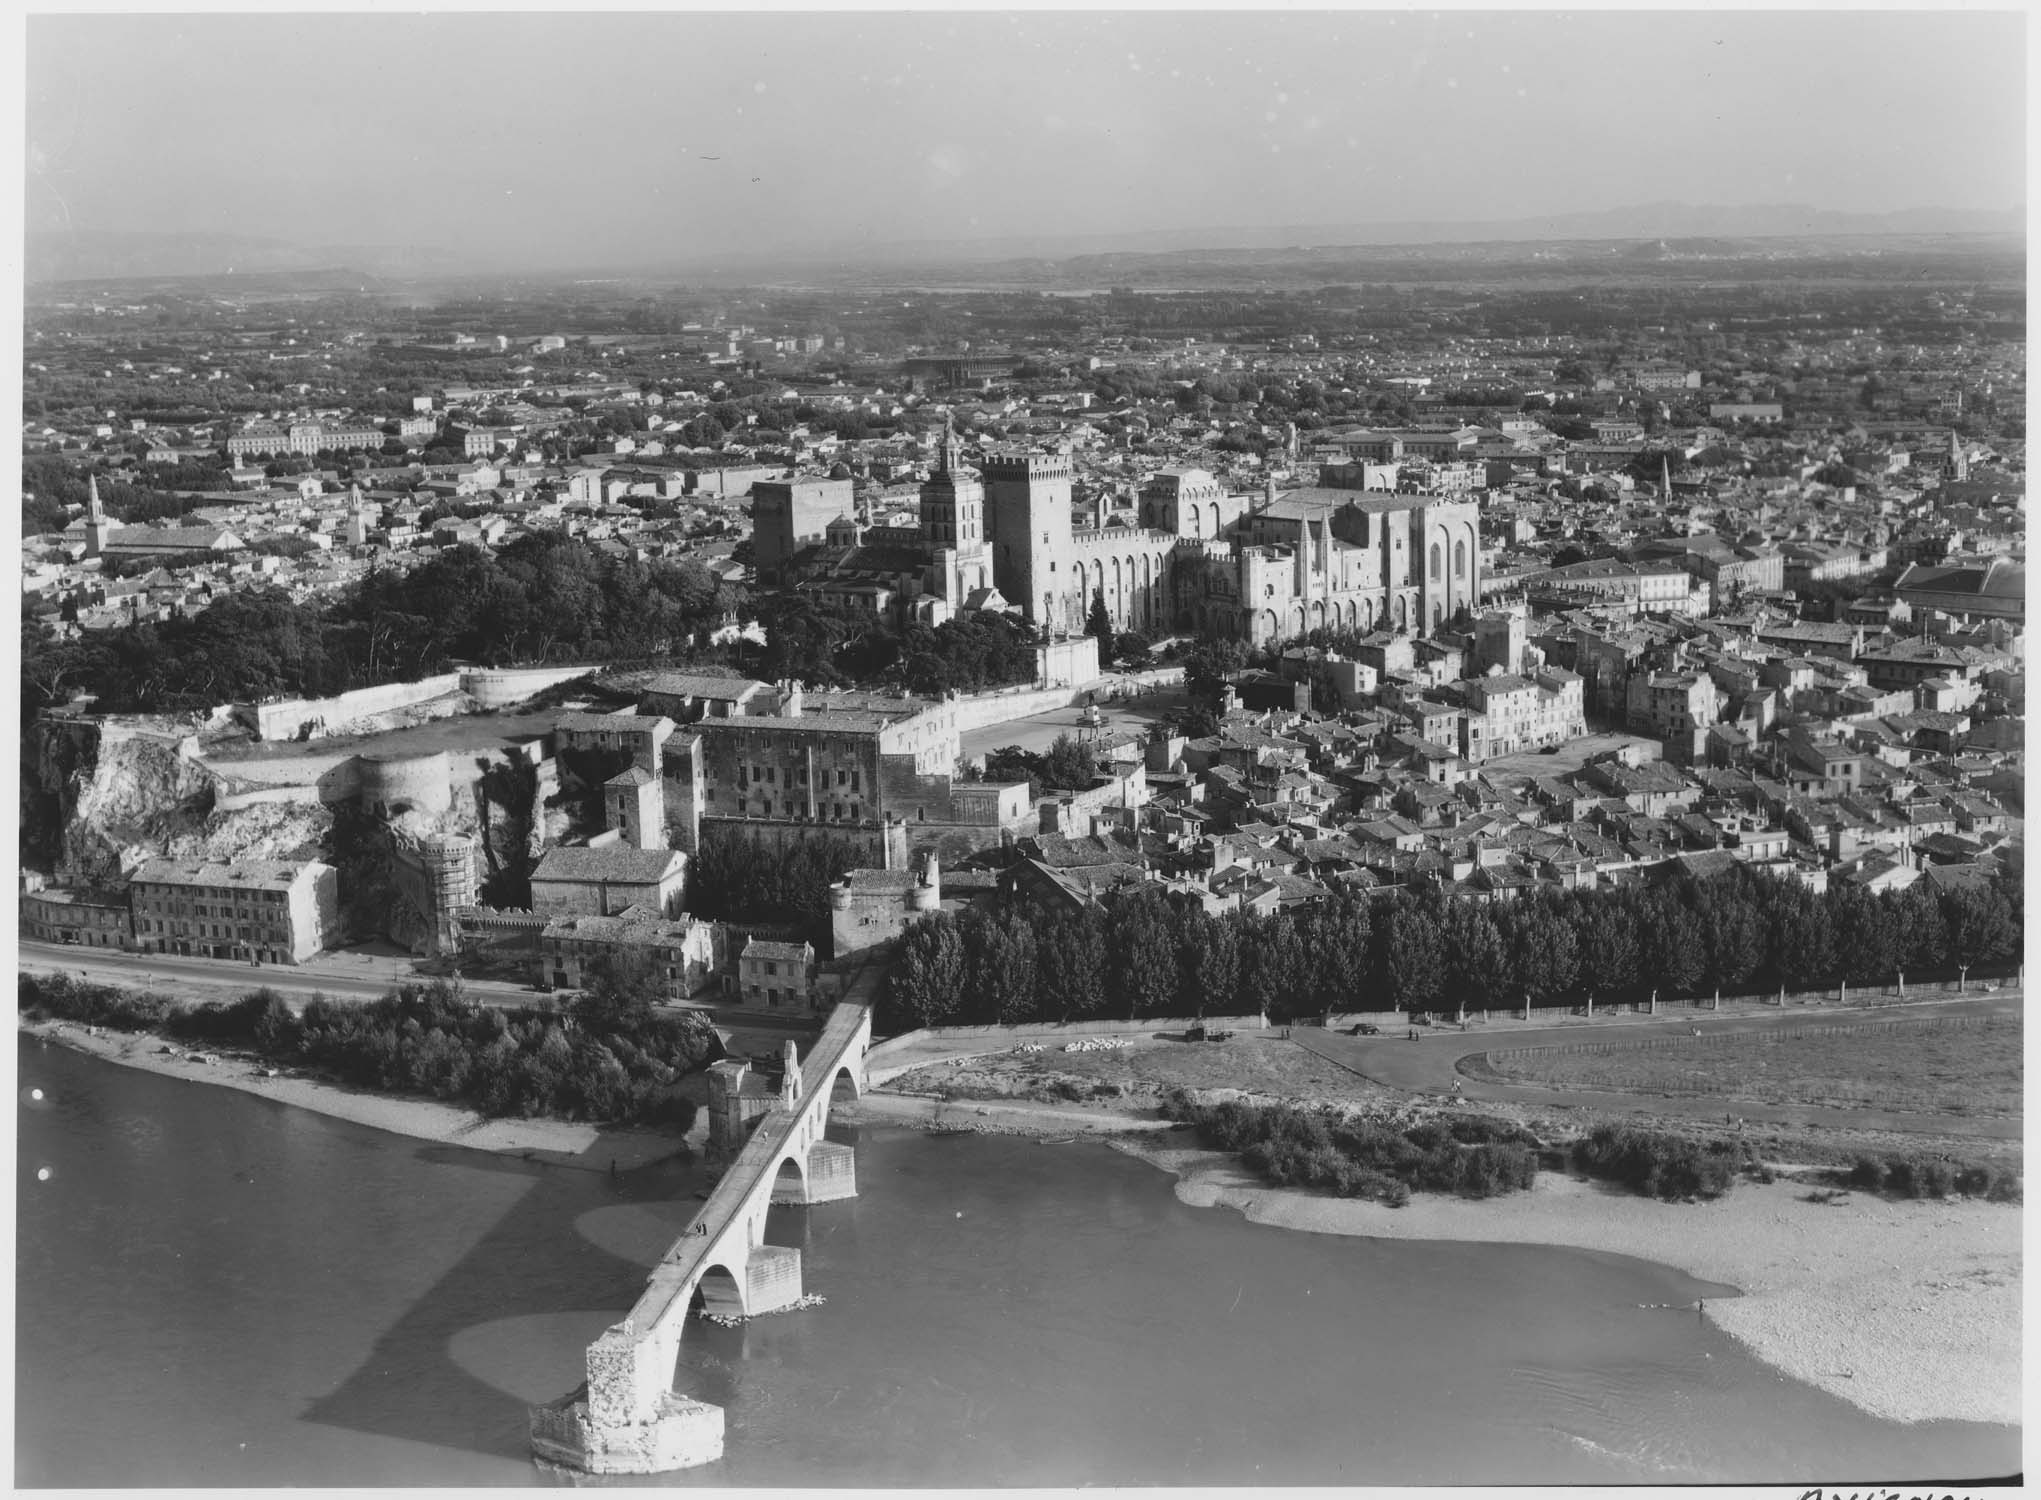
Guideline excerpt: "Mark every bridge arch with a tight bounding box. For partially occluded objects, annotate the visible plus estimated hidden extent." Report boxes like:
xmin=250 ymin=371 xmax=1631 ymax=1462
xmin=769 ymin=1150 xmax=810 ymax=1207
xmin=829 ymin=1063 xmax=862 ymax=1101
xmin=693 ymin=1264 xmax=747 ymax=1319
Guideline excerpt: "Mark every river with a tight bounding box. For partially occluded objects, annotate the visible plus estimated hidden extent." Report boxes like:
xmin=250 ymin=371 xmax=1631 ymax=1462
xmin=15 ymin=1037 xmax=2018 ymax=1486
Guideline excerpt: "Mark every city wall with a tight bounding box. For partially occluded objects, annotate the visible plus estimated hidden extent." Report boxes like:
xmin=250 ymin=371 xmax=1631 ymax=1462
xmin=461 ymin=665 xmax=603 ymax=708
xmin=250 ymin=665 xmax=602 ymax=739
xmin=253 ymin=673 xmax=464 ymax=741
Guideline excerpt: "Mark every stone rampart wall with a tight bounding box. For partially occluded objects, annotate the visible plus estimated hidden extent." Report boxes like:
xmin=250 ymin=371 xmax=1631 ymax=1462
xmin=253 ymin=673 xmax=463 ymax=741
xmin=460 ymin=665 xmax=602 ymax=708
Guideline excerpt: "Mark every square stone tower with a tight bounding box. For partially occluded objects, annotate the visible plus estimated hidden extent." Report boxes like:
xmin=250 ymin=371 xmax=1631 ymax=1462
xmin=982 ymin=452 xmax=1077 ymax=632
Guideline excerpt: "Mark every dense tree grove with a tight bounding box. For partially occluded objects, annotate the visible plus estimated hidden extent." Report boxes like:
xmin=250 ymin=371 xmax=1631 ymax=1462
xmin=879 ymin=865 xmax=2020 ymax=1034
xmin=22 ymin=453 xmax=227 ymax=535
xmin=746 ymin=596 xmax=1040 ymax=695
xmin=979 ymin=732 xmax=1100 ymax=797
xmin=22 ymin=534 xmax=730 ymax=715
xmin=685 ymin=828 xmax=870 ymax=940
xmin=18 ymin=971 xmax=720 ymax=1128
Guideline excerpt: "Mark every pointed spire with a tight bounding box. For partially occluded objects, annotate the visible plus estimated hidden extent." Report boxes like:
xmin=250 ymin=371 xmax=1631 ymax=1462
xmin=88 ymin=474 xmax=104 ymax=523
xmin=936 ymin=412 xmax=965 ymax=478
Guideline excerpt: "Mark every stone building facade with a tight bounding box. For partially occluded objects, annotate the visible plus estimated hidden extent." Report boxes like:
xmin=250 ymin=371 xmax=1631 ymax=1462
xmin=129 ymin=857 xmax=341 ymax=965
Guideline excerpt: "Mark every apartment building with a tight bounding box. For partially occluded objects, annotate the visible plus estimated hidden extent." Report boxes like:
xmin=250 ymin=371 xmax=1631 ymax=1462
xmin=129 ymin=857 xmax=341 ymax=965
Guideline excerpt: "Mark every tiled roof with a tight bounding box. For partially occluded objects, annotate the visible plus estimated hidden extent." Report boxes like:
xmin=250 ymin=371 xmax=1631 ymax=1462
xmin=531 ymin=846 xmax=685 ymax=884
xmin=132 ymin=857 xmax=325 ymax=890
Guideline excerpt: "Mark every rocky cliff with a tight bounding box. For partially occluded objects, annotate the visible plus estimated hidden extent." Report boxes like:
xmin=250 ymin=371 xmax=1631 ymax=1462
xmin=24 ymin=718 xmax=332 ymax=886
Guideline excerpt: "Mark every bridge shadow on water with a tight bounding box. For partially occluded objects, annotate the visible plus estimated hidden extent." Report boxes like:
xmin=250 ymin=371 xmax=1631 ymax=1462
xmin=297 ymin=1103 xmax=860 ymax=1472
xmin=297 ymin=1132 xmax=713 ymax=1468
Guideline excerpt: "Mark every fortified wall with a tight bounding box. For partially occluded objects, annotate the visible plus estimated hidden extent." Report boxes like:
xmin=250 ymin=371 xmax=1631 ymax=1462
xmin=249 ymin=665 xmax=603 ymax=741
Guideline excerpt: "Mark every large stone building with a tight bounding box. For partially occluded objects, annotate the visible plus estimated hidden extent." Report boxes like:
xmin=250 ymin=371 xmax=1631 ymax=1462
xmin=764 ymin=442 xmax=1481 ymax=648
xmin=539 ymin=910 xmax=722 ymax=1001
xmin=129 ymin=857 xmax=341 ymax=965
xmin=977 ymin=453 xmax=1480 ymax=645
xmin=20 ymin=887 xmax=135 ymax=949
xmin=657 ymin=689 xmax=1027 ymax=866
xmin=226 ymin=419 xmax=384 ymax=460
xmin=1458 ymin=668 xmax=1587 ymax=762
xmin=529 ymin=845 xmax=688 ymax=918
xmin=752 ymin=476 xmax=857 ymax=585
xmin=829 ymin=854 xmax=942 ymax=959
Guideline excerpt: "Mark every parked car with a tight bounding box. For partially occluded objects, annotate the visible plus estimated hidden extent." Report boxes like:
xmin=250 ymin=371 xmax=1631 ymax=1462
xmin=1349 ymin=1023 xmax=1381 ymax=1036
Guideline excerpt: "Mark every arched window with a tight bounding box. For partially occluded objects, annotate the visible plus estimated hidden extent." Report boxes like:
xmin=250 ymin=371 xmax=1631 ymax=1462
xmin=1455 ymin=540 xmax=1467 ymax=577
xmin=1430 ymin=543 xmax=1442 ymax=581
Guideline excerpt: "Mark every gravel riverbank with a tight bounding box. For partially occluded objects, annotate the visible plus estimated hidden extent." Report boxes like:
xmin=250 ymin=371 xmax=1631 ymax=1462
xmin=1110 ymin=1135 xmax=2020 ymax=1430
xmin=854 ymin=1086 xmax=2019 ymax=1429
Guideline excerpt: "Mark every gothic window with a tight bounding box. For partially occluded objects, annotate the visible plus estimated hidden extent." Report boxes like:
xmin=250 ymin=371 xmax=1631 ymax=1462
xmin=1456 ymin=539 xmax=1467 ymax=577
xmin=1431 ymin=543 xmax=1442 ymax=581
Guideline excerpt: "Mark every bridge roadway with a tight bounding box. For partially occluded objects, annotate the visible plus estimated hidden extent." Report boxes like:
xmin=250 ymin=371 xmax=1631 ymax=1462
xmin=530 ymin=1001 xmax=874 ymax=1476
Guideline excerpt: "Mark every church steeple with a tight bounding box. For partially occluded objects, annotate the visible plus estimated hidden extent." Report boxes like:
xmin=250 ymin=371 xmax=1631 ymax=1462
xmin=936 ymin=415 xmax=963 ymax=478
xmin=919 ymin=413 xmax=984 ymax=557
xmin=83 ymin=475 xmax=111 ymax=558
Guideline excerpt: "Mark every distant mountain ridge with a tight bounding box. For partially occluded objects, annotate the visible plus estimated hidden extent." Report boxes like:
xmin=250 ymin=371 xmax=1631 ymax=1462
xmin=833 ymin=202 xmax=2025 ymax=267
xmin=26 ymin=201 xmax=2023 ymax=283
xmin=26 ymin=228 xmax=469 ymax=284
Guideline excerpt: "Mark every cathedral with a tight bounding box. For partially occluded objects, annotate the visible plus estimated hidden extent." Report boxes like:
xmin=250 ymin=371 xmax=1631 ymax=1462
xmin=757 ymin=433 xmax=1481 ymax=648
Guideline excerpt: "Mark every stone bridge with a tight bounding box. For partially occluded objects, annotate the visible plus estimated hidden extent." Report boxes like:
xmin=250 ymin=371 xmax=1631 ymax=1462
xmin=529 ymin=1002 xmax=874 ymax=1474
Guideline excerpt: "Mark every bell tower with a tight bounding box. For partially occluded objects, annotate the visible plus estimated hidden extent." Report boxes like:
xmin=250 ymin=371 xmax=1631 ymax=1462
xmin=84 ymin=476 xmax=112 ymax=558
xmin=918 ymin=416 xmax=983 ymax=551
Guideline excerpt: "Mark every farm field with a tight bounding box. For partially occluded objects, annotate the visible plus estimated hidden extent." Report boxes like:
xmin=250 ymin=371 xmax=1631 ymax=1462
xmin=1474 ymin=1016 xmax=2022 ymax=1118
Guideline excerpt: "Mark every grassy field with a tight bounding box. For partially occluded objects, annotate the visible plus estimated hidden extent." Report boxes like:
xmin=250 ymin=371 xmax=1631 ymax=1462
xmin=1475 ymin=1016 xmax=2022 ymax=1118
xmin=890 ymin=1033 xmax=1386 ymax=1104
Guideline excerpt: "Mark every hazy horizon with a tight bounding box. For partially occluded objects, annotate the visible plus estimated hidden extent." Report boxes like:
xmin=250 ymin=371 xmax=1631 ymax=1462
xmin=27 ymin=10 xmax=2027 ymax=273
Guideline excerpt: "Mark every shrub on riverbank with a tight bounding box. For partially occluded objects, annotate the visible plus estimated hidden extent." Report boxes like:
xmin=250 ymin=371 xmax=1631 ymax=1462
xmin=1160 ymin=1093 xmax=1540 ymax=1203
xmin=16 ymin=974 xmax=176 ymax=1033
xmin=1570 ymin=1124 xmax=1739 ymax=1202
xmin=1843 ymin=1152 xmax=2019 ymax=1203
xmin=18 ymin=973 xmax=715 ymax=1131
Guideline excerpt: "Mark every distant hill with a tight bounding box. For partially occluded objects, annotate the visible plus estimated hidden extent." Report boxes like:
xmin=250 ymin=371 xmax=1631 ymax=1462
xmin=26 ymin=229 xmax=466 ymax=284
xmin=830 ymin=202 xmax=2025 ymax=267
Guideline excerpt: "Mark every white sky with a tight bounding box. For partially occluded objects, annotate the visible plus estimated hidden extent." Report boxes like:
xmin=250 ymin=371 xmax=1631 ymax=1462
xmin=24 ymin=9 xmax=2029 ymax=270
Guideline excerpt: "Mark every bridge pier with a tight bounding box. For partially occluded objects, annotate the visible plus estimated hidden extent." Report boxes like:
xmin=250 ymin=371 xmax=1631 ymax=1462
xmin=529 ymin=1319 xmax=726 ymax=1475
xmin=745 ymin=1244 xmax=804 ymax=1312
xmin=530 ymin=1388 xmax=725 ymax=1474
xmin=805 ymin=1141 xmax=858 ymax=1202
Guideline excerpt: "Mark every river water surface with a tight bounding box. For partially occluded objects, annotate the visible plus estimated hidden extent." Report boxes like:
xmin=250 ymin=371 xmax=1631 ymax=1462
xmin=15 ymin=1037 xmax=2018 ymax=1486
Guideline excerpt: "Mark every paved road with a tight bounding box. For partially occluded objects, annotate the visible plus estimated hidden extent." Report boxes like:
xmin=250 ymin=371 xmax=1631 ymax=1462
xmin=18 ymin=941 xmax=540 ymax=1008
xmin=1290 ymin=995 xmax=2024 ymax=1141
xmin=18 ymin=941 xmax=833 ymax=1045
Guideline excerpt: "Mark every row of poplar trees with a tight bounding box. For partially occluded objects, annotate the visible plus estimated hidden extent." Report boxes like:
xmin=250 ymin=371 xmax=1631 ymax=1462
xmin=879 ymin=863 xmax=2021 ymax=1033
